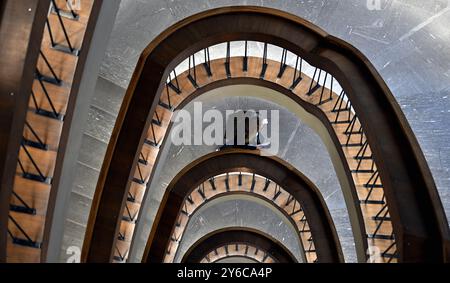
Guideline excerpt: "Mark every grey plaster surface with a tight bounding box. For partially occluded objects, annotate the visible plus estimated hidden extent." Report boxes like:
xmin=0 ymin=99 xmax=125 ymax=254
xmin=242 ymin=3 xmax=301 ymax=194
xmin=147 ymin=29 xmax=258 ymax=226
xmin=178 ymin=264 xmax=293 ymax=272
xmin=59 ymin=77 xmax=126 ymax=262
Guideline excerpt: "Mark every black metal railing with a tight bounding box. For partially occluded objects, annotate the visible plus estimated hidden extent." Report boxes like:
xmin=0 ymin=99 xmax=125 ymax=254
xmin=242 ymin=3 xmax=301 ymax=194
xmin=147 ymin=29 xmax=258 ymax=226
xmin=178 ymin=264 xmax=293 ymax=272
xmin=162 ymin=173 xmax=317 ymax=263
xmin=8 ymin=0 xmax=89 ymax=254
xmin=118 ymin=40 xmax=397 ymax=263
xmin=48 ymin=0 xmax=79 ymax=55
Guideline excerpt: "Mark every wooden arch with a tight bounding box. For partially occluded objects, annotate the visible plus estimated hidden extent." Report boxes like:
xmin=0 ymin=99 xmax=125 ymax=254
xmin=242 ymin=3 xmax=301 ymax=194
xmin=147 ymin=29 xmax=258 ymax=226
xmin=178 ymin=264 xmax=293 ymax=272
xmin=162 ymin=172 xmax=340 ymax=263
xmin=83 ymin=6 xmax=450 ymax=263
xmin=181 ymin=228 xmax=298 ymax=263
xmin=142 ymin=150 xmax=344 ymax=263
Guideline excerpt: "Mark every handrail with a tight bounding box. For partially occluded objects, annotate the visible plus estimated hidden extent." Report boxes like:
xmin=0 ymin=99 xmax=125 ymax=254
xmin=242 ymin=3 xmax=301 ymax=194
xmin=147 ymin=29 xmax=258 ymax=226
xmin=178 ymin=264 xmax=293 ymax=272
xmin=1 ymin=0 xmax=101 ymax=262
xmin=0 ymin=0 xmax=51 ymax=262
xmin=42 ymin=0 xmax=103 ymax=262
xmin=83 ymin=6 xmax=450 ymax=263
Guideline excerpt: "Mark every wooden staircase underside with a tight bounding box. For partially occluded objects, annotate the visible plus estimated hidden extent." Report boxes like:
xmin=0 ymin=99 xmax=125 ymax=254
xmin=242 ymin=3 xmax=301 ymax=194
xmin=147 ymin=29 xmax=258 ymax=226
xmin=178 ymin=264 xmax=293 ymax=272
xmin=7 ymin=0 xmax=95 ymax=263
xmin=115 ymin=56 xmax=397 ymax=263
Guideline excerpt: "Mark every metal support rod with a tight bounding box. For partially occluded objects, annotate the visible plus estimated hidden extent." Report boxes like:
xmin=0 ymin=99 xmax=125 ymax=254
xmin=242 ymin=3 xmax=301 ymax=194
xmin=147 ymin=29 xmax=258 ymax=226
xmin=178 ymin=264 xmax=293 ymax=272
xmin=51 ymin=0 xmax=75 ymax=52
xmin=290 ymin=56 xmax=303 ymax=90
xmin=188 ymin=54 xmax=199 ymax=88
xmin=65 ymin=0 xmax=79 ymax=19
xmin=8 ymin=215 xmax=40 ymax=248
xmin=260 ymin=43 xmax=268 ymax=79
xmin=38 ymin=50 xmax=62 ymax=84
xmin=278 ymin=49 xmax=288 ymax=78
xmin=202 ymin=48 xmax=212 ymax=76
xmin=20 ymin=143 xmax=47 ymax=182
xmin=225 ymin=42 xmax=231 ymax=78
xmin=167 ymin=70 xmax=181 ymax=94
xmin=243 ymin=41 xmax=248 ymax=72
xmin=24 ymin=121 xmax=48 ymax=150
xmin=318 ymin=73 xmax=329 ymax=105
xmin=36 ymin=73 xmax=60 ymax=118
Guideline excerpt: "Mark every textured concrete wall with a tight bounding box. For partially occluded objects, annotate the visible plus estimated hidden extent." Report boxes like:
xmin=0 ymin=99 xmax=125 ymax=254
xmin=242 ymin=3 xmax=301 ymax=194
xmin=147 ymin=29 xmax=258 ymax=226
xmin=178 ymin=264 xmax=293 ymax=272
xmin=59 ymin=77 xmax=126 ymax=262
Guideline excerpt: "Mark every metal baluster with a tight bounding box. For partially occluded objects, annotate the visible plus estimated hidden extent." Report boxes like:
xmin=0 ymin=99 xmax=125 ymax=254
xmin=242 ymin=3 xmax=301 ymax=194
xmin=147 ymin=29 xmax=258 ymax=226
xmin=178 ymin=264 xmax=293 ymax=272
xmin=263 ymin=178 xmax=270 ymax=192
xmin=202 ymin=48 xmax=212 ymax=76
xmin=65 ymin=0 xmax=79 ymax=19
xmin=152 ymin=109 xmax=162 ymax=126
xmin=138 ymin=152 xmax=148 ymax=165
xmin=35 ymin=72 xmax=63 ymax=120
xmin=127 ymin=190 xmax=136 ymax=203
xmin=8 ymin=215 xmax=40 ymax=248
xmin=38 ymin=50 xmax=62 ymax=85
xmin=278 ymin=49 xmax=288 ymax=78
xmin=317 ymin=73 xmax=329 ymax=105
xmin=260 ymin=43 xmax=268 ymax=79
xmin=132 ymin=163 xmax=145 ymax=185
xmin=243 ymin=41 xmax=248 ymax=72
xmin=250 ymin=173 xmax=256 ymax=192
xmin=10 ymin=191 xmax=37 ymax=215
xmin=272 ymin=184 xmax=282 ymax=201
xmin=307 ymin=68 xmax=322 ymax=96
xmin=20 ymin=143 xmax=51 ymax=184
xmin=158 ymin=83 xmax=173 ymax=111
xmin=46 ymin=19 xmax=57 ymax=47
xmin=167 ymin=70 xmax=181 ymax=94
xmin=50 ymin=0 xmax=78 ymax=55
xmin=187 ymin=54 xmax=199 ymax=88
xmin=225 ymin=173 xmax=230 ymax=191
xmin=23 ymin=121 xmax=48 ymax=150
xmin=368 ymin=204 xmax=392 ymax=240
xmin=225 ymin=42 xmax=231 ymax=78
xmin=290 ymin=56 xmax=303 ymax=90
xmin=209 ymin=177 xmax=217 ymax=191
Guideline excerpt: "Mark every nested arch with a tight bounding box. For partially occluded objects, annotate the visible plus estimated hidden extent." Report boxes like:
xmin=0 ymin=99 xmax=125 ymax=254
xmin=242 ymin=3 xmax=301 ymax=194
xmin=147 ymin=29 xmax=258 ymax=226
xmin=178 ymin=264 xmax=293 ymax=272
xmin=200 ymin=244 xmax=276 ymax=263
xmin=83 ymin=6 xmax=449 ymax=263
xmin=143 ymin=150 xmax=343 ymax=263
xmin=172 ymin=194 xmax=306 ymax=263
xmin=125 ymin=73 xmax=367 ymax=263
xmin=165 ymin=173 xmax=336 ymax=263
xmin=181 ymin=228 xmax=297 ymax=263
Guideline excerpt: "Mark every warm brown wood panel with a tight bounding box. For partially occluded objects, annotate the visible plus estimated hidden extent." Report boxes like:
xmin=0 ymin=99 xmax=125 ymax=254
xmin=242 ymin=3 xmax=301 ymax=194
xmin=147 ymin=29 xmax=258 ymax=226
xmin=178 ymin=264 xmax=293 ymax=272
xmin=4 ymin=0 xmax=98 ymax=263
xmin=0 ymin=0 xmax=50 ymax=263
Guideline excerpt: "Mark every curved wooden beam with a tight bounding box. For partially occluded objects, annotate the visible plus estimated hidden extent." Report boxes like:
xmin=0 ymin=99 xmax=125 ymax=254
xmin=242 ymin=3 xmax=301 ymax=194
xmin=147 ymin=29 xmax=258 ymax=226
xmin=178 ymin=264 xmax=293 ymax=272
xmin=154 ymin=77 xmax=366 ymax=263
xmin=181 ymin=227 xmax=297 ymax=263
xmin=83 ymin=6 xmax=450 ymax=263
xmin=143 ymin=150 xmax=343 ymax=263
xmin=115 ymin=65 xmax=369 ymax=263
xmin=0 ymin=0 xmax=50 ymax=262
xmin=164 ymin=175 xmax=323 ymax=263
